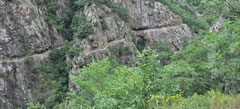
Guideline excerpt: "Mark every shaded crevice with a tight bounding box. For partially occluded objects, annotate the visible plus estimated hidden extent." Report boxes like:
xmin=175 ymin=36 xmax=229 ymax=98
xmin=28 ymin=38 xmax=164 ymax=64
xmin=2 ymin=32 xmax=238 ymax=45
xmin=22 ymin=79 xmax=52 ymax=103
xmin=131 ymin=24 xmax=182 ymax=31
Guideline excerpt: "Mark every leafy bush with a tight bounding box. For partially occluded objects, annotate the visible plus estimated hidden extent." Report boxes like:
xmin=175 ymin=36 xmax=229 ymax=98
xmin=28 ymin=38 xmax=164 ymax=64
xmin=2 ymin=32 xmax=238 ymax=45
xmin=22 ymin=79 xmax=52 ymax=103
xmin=150 ymin=90 xmax=240 ymax=109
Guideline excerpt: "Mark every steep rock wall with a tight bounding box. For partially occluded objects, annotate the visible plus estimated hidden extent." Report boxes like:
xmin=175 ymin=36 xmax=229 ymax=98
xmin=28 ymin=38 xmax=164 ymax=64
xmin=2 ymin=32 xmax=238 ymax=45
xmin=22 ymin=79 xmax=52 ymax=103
xmin=69 ymin=0 xmax=192 ymax=91
xmin=0 ymin=0 xmax=192 ymax=108
xmin=71 ymin=0 xmax=192 ymax=69
xmin=0 ymin=0 xmax=63 ymax=108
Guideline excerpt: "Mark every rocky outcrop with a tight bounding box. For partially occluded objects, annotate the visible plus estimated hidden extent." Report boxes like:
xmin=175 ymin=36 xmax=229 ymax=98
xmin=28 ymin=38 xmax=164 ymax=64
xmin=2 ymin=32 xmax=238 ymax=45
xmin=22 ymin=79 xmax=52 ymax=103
xmin=209 ymin=15 xmax=224 ymax=32
xmin=1 ymin=0 xmax=192 ymax=108
xmin=71 ymin=0 xmax=192 ymax=68
xmin=121 ymin=0 xmax=192 ymax=51
xmin=69 ymin=0 xmax=192 ymax=91
xmin=0 ymin=0 xmax=63 ymax=108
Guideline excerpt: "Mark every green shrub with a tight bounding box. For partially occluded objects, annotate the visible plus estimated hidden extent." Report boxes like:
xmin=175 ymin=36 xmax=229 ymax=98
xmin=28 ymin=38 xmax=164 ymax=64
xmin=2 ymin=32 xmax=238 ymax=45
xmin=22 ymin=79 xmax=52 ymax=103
xmin=161 ymin=60 xmax=198 ymax=96
xmin=108 ymin=45 xmax=134 ymax=56
xmin=38 ymin=48 xmax=72 ymax=108
xmin=47 ymin=2 xmax=58 ymax=15
xmin=24 ymin=56 xmax=33 ymax=64
xmin=108 ymin=3 xmax=129 ymax=22
xmin=27 ymin=103 xmax=46 ymax=109
xmin=71 ymin=12 xmax=94 ymax=39
xmin=35 ymin=0 xmax=43 ymax=6
xmin=156 ymin=41 xmax=174 ymax=65
xmin=89 ymin=0 xmax=129 ymax=22
xmin=136 ymin=39 xmax=145 ymax=51
xmin=55 ymin=0 xmax=129 ymax=40
xmin=0 ymin=72 xmax=5 ymax=78
xmin=150 ymin=90 xmax=240 ymax=109
xmin=68 ymin=46 xmax=80 ymax=58
xmin=45 ymin=2 xmax=59 ymax=25
xmin=56 ymin=8 xmax=74 ymax=41
xmin=100 ymin=19 xmax=108 ymax=31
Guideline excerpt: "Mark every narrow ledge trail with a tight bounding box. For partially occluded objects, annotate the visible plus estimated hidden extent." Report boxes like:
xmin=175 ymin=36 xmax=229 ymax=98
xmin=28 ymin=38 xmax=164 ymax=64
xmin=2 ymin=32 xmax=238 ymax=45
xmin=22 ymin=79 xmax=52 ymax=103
xmin=0 ymin=46 xmax=64 ymax=63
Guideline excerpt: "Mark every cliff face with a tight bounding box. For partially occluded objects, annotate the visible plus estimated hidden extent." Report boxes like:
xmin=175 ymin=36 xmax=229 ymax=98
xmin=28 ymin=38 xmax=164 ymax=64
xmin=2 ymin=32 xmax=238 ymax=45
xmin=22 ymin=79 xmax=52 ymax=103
xmin=0 ymin=0 xmax=63 ymax=108
xmin=69 ymin=0 xmax=192 ymax=92
xmin=122 ymin=0 xmax=192 ymax=51
xmin=0 ymin=0 xmax=192 ymax=108
xmin=70 ymin=0 xmax=192 ymax=70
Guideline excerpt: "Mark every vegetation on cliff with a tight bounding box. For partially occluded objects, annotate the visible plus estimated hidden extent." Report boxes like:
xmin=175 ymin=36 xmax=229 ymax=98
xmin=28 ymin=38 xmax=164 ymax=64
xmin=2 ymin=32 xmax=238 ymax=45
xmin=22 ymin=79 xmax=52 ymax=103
xmin=27 ymin=0 xmax=240 ymax=109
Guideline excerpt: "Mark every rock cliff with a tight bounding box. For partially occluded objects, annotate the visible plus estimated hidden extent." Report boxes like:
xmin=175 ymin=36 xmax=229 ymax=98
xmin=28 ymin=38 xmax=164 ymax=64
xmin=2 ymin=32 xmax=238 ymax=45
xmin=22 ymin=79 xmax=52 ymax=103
xmin=0 ymin=0 xmax=192 ymax=108
xmin=69 ymin=0 xmax=192 ymax=92
xmin=0 ymin=0 xmax=63 ymax=108
xmin=70 ymin=0 xmax=192 ymax=71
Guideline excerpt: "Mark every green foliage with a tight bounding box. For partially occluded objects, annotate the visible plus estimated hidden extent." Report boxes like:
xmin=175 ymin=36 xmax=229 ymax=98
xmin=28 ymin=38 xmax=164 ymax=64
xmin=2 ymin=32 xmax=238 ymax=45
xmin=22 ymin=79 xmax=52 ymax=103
xmin=43 ymin=2 xmax=60 ymax=26
xmin=156 ymin=0 xmax=209 ymax=33
xmin=89 ymin=0 xmax=129 ymax=22
xmin=175 ymin=0 xmax=240 ymax=26
xmin=55 ymin=58 xmax=145 ymax=108
xmin=151 ymin=90 xmax=240 ymax=109
xmin=27 ymin=103 xmax=46 ymax=109
xmin=68 ymin=46 xmax=80 ymax=58
xmin=156 ymin=41 xmax=174 ymax=65
xmin=108 ymin=45 xmax=134 ymax=57
xmin=45 ymin=2 xmax=59 ymax=25
xmin=0 ymin=72 xmax=5 ymax=78
xmin=136 ymin=39 xmax=146 ymax=51
xmin=108 ymin=3 xmax=129 ymax=22
xmin=30 ymin=0 xmax=240 ymax=108
xmin=24 ymin=56 xmax=33 ymax=64
xmin=56 ymin=7 xmax=75 ymax=40
xmin=180 ymin=35 xmax=191 ymax=48
xmin=47 ymin=2 xmax=58 ymax=15
xmin=38 ymin=48 xmax=72 ymax=108
xmin=35 ymin=0 xmax=43 ymax=6
xmin=56 ymin=0 xmax=129 ymax=40
xmin=71 ymin=12 xmax=94 ymax=39
xmin=172 ymin=19 xmax=240 ymax=94
xmin=136 ymin=48 xmax=162 ymax=98
xmin=53 ymin=19 xmax=240 ymax=108
xmin=161 ymin=60 xmax=198 ymax=96
xmin=100 ymin=19 xmax=108 ymax=31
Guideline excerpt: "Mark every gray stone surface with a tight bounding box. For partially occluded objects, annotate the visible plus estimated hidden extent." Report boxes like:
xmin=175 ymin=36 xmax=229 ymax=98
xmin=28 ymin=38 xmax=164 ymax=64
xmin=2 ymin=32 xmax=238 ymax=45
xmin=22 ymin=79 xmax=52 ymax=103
xmin=0 ymin=0 xmax=63 ymax=108
xmin=69 ymin=0 xmax=192 ymax=92
xmin=0 ymin=0 xmax=193 ymax=108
